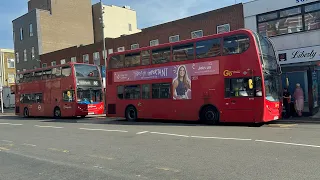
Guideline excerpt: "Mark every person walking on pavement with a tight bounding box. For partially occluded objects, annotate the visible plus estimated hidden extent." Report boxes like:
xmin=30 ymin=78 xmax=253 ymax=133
xmin=283 ymin=88 xmax=291 ymax=118
xmin=293 ymin=83 xmax=304 ymax=117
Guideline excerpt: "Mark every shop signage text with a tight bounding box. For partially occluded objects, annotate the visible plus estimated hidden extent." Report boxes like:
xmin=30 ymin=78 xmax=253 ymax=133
xmin=278 ymin=45 xmax=320 ymax=65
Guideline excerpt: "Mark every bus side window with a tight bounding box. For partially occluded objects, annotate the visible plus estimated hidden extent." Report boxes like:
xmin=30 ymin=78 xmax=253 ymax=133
xmin=225 ymin=78 xmax=254 ymax=97
xmin=141 ymin=50 xmax=151 ymax=65
xmin=61 ymin=66 xmax=71 ymax=77
xmin=196 ymin=38 xmax=221 ymax=59
xmin=63 ymin=91 xmax=75 ymax=102
xmin=152 ymin=83 xmax=171 ymax=99
xmin=152 ymin=47 xmax=171 ymax=64
xmin=117 ymin=86 xmax=124 ymax=99
xmin=34 ymin=93 xmax=43 ymax=103
xmin=142 ymin=84 xmax=151 ymax=99
xmin=172 ymin=43 xmax=194 ymax=62
xmin=110 ymin=55 xmax=125 ymax=69
xmin=125 ymin=52 xmax=141 ymax=67
xmin=124 ymin=85 xmax=140 ymax=99
xmin=223 ymin=35 xmax=250 ymax=55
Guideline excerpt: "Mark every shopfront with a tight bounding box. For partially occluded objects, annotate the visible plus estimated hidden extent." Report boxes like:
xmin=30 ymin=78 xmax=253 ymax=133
xmin=278 ymin=45 xmax=320 ymax=115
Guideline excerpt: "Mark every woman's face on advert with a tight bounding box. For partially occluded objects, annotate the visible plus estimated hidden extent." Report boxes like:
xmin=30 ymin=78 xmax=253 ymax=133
xmin=179 ymin=67 xmax=185 ymax=77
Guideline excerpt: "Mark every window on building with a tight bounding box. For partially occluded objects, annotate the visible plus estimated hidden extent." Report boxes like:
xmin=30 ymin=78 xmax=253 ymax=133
xmin=150 ymin=39 xmax=159 ymax=46
xmin=196 ymin=38 xmax=221 ymax=59
xmin=29 ymin=24 xmax=33 ymax=37
xmin=8 ymin=73 xmax=15 ymax=84
xmin=169 ymin=35 xmax=180 ymax=43
xmin=129 ymin=23 xmax=132 ymax=31
xmin=51 ymin=61 xmax=56 ymax=66
xmin=125 ymin=52 xmax=140 ymax=67
xmin=152 ymin=47 xmax=171 ymax=64
xmin=71 ymin=57 xmax=77 ymax=63
xmin=60 ymin=59 xmax=66 ymax=65
xmin=172 ymin=43 xmax=194 ymax=62
xmin=117 ymin=47 xmax=125 ymax=52
xmin=257 ymin=3 xmax=320 ymax=37
xmin=141 ymin=50 xmax=150 ymax=65
xmin=124 ymin=85 xmax=140 ymax=99
xmin=109 ymin=55 xmax=125 ymax=69
xmin=15 ymin=52 xmax=19 ymax=63
xmin=152 ymin=83 xmax=171 ymax=99
xmin=223 ymin=35 xmax=250 ymax=55
xmin=93 ymin=52 xmax=100 ymax=65
xmin=217 ymin=24 xmax=230 ymax=34
xmin=7 ymin=59 xmax=15 ymax=68
xmin=191 ymin=30 xmax=203 ymax=39
xmin=23 ymin=69 xmax=26 ymax=71
xmin=31 ymin=47 xmax=35 ymax=60
xmin=142 ymin=84 xmax=150 ymax=99
xmin=108 ymin=49 xmax=113 ymax=54
xmin=42 ymin=63 xmax=47 ymax=68
xmin=23 ymin=49 xmax=27 ymax=61
xmin=82 ymin=54 xmax=89 ymax=63
xmin=131 ymin=44 xmax=139 ymax=50
xmin=20 ymin=28 xmax=23 ymax=40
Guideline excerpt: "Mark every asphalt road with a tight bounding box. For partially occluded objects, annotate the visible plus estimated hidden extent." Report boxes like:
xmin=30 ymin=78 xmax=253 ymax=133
xmin=1 ymin=115 xmax=320 ymax=180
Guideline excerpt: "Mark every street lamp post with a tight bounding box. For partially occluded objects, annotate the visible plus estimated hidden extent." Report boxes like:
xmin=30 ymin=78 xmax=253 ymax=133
xmin=100 ymin=0 xmax=107 ymax=114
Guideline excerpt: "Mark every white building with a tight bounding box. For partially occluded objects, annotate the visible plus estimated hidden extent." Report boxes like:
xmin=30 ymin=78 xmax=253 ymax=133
xmin=244 ymin=0 xmax=320 ymax=115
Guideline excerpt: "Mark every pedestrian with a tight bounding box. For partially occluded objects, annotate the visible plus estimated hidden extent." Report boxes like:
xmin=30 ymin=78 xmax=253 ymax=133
xmin=283 ymin=88 xmax=291 ymax=118
xmin=293 ymin=83 xmax=304 ymax=117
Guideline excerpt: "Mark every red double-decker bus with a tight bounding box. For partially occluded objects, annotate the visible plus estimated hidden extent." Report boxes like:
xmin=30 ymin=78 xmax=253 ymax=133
xmin=13 ymin=63 xmax=104 ymax=118
xmin=106 ymin=29 xmax=282 ymax=124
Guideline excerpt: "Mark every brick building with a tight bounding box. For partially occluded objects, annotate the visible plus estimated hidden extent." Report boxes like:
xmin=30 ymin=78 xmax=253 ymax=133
xmin=40 ymin=3 xmax=244 ymax=67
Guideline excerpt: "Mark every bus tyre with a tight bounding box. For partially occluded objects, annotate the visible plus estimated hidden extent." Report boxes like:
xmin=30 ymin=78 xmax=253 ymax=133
xmin=23 ymin=107 xmax=29 ymax=118
xmin=201 ymin=106 xmax=219 ymax=125
xmin=53 ymin=107 xmax=61 ymax=119
xmin=125 ymin=106 xmax=137 ymax=122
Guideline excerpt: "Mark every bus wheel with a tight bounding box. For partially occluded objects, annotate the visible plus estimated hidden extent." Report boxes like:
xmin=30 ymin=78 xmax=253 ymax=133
xmin=23 ymin=107 xmax=29 ymax=118
xmin=53 ymin=107 xmax=61 ymax=119
xmin=125 ymin=106 xmax=137 ymax=122
xmin=201 ymin=106 xmax=219 ymax=125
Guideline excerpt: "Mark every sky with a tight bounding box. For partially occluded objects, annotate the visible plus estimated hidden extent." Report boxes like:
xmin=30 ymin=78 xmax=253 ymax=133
xmin=0 ymin=0 xmax=249 ymax=49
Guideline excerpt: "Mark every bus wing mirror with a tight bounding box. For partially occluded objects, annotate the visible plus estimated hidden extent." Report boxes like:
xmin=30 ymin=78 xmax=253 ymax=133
xmin=248 ymin=79 xmax=253 ymax=89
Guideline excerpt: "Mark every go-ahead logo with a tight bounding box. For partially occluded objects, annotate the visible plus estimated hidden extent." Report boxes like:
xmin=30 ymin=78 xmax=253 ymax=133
xmin=223 ymin=70 xmax=240 ymax=76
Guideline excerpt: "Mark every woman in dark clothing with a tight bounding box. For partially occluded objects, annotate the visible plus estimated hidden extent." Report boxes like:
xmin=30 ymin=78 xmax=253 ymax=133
xmin=283 ymin=88 xmax=292 ymax=118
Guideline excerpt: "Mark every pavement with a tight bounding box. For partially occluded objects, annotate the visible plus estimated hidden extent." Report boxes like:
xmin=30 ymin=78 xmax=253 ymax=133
xmin=1 ymin=115 xmax=320 ymax=180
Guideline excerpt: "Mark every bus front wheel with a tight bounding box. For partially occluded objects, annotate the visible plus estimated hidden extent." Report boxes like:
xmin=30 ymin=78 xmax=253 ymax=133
xmin=200 ymin=106 xmax=219 ymax=125
xmin=53 ymin=107 xmax=61 ymax=119
xmin=23 ymin=107 xmax=29 ymax=118
xmin=125 ymin=106 xmax=137 ymax=122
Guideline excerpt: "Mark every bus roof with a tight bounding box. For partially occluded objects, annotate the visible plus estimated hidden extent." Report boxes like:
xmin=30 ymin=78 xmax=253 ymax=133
xmin=108 ymin=28 xmax=254 ymax=58
xmin=17 ymin=62 xmax=99 ymax=74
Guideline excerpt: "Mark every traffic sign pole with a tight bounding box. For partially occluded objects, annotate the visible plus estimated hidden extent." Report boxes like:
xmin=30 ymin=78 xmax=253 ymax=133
xmin=0 ymin=86 xmax=3 ymax=113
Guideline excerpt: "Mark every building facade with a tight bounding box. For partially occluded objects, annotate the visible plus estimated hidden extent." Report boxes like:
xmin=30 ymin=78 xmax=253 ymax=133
xmin=92 ymin=4 xmax=141 ymax=43
xmin=0 ymin=49 xmax=16 ymax=87
xmin=244 ymin=0 xmax=320 ymax=115
xmin=12 ymin=0 xmax=95 ymax=71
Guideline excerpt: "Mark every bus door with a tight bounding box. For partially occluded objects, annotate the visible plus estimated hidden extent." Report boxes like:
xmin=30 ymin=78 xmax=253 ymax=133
xmin=223 ymin=78 xmax=255 ymax=122
xmin=61 ymin=90 xmax=75 ymax=117
xmin=33 ymin=93 xmax=45 ymax=116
